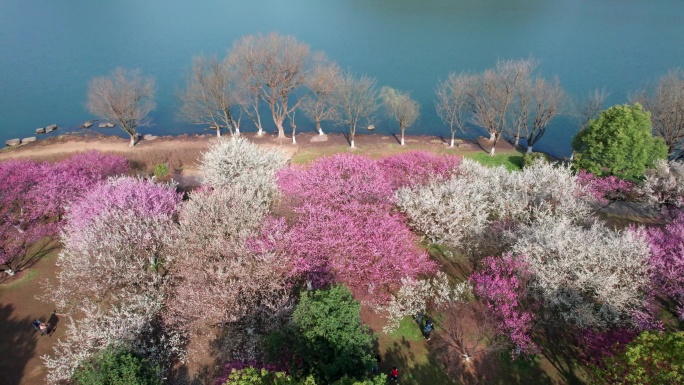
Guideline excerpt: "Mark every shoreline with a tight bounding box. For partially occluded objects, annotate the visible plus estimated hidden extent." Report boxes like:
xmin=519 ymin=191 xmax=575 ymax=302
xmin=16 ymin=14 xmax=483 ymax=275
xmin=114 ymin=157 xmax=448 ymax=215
xmin=0 ymin=131 xmax=518 ymax=161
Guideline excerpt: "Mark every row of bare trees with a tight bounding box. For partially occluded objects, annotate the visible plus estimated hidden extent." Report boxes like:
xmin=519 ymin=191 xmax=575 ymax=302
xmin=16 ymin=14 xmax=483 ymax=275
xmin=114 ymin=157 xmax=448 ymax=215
xmin=86 ymin=35 xmax=684 ymax=158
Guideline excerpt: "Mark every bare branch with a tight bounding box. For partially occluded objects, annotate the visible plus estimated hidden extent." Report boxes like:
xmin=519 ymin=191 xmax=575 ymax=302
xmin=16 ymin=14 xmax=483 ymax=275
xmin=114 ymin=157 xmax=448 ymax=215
xmin=87 ymin=68 xmax=155 ymax=147
xmin=380 ymin=86 xmax=420 ymax=146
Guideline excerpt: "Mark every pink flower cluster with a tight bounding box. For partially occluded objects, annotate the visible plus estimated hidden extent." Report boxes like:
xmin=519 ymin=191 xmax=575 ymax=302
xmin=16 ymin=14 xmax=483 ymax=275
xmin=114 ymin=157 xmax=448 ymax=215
xmin=0 ymin=152 xmax=128 ymax=268
xmin=66 ymin=177 xmax=182 ymax=234
xmin=275 ymin=153 xmax=456 ymax=301
xmin=471 ymin=254 xmax=537 ymax=353
xmin=576 ymin=170 xmax=634 ymax=204
xmin=645 ymin=211 xmax=684 ymax=320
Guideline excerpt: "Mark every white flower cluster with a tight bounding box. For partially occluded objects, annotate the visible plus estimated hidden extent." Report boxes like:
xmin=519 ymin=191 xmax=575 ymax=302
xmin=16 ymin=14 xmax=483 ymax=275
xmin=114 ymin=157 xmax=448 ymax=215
xmin=382 ymin=272 xmax=473 ymax=333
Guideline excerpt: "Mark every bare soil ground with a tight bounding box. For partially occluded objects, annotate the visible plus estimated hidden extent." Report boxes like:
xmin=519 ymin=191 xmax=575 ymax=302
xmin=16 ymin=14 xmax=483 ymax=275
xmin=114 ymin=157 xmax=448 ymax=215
xmin=0 ymin=250 xmax=63 ymax=385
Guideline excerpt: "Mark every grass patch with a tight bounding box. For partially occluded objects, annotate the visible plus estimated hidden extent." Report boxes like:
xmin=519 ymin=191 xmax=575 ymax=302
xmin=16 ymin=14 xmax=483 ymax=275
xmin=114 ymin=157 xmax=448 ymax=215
xmin=466 ymin=151 xmax=524 ymax=171
xmin=389 ymin=316 xmax=424 ymax=342
xmin=0 ymin=269 xmax=37 ymax=291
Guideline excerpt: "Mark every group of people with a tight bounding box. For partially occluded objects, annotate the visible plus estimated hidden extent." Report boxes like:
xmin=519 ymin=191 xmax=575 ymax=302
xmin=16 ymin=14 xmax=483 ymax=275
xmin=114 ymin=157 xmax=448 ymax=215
xmin=373 ymin=316 xmax=435 ymax=384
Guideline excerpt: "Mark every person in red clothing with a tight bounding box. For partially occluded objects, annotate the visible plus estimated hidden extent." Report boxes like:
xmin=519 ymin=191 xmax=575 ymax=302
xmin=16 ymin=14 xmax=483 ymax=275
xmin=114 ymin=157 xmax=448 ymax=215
xmin=389 ymin=367 xmax=399 ymax=383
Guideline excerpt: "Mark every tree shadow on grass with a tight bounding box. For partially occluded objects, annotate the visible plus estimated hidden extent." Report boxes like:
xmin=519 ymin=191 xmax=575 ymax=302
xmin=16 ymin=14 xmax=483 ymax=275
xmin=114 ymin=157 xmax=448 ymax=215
xmin=535 ymin=325 xmax=586 ymax=385
xmin=0 ymin=303 xmax=38 ymax=385
xmin=381 ymin=338 xmax=458 ymax=385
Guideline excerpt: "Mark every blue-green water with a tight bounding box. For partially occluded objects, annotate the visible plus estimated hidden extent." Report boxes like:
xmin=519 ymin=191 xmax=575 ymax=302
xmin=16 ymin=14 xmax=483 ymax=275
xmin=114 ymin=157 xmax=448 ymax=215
xmin=1 ymin=0 xmax=683 ymax=156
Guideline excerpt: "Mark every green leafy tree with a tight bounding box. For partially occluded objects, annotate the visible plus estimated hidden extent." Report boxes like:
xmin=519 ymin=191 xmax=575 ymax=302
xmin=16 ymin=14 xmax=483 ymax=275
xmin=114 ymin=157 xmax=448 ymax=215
xmin=286 ymin=286 xmax=376 ymax=383
xmin=572 ymin=103 xmax=667 ymax=179
xmin=591 ymin=331 xmax=684 ymax=385
xmin=72 ymin=347 xmax=161 ymax=385
xmin=221 ymin=368 xmax=386 ymax=385
xmin=221 ymin=367 xmax=316 ymax=385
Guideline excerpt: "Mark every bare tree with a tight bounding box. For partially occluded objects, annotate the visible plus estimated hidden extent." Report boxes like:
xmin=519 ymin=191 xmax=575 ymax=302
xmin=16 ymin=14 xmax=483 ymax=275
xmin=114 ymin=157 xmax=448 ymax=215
xmin=521 ymin=77 xmax=565 ymax=153
xmin=177 ymin=55 xmax=239 ymax=138
xmin=435 ymin=73 xmax=476 ymax=147
xmin=228 ymin=33 xmax=311 ymax=139
xmin=335 ymin=72 xmax=379 ymax=148
xmin=87 ymin=68 xmax=155 ymax=147
xmin=469 ymin=58 xmax=537 ymax=155
xmin=380 ymin=86 xmax=420 ymax=146
xmin=633 ymin=69 xmax=684 ymax=159
xmin=301 ymin=53 xmax=342 ymax=136
xmin=576 ymin=88 xmax=608 ymax=132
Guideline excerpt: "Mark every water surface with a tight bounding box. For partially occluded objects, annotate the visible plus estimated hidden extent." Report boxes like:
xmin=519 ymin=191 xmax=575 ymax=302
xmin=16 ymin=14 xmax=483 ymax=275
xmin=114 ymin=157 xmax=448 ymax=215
xmin=1 ymin=0 xmax=683 ymax=156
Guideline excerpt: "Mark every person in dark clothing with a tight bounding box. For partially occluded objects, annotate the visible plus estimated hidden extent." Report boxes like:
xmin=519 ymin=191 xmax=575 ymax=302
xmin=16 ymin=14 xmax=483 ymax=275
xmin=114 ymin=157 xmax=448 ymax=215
xmin=389 ymin=366 xmax=399 ymax=383
xmin=423 ymin=317 xmax=434 ymax=340
xmin=371 ymin=354 xmax=381 ymax=374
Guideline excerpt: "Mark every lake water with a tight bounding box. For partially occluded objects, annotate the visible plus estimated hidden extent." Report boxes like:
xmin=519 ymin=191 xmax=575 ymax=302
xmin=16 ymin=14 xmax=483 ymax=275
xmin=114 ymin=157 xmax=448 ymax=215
xmin=1 ymin=0 xmax=683 ymax=156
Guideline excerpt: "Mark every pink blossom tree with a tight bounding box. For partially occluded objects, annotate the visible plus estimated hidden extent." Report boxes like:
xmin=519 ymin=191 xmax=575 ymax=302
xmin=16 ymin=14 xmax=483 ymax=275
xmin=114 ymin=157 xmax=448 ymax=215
xmin=645 ymin=211 xmax=684 ymax=320
xmin=276 ymin=154 xmax=439 ymax=302
xmin=0 ymin=152 xmax=128 ymax=275
xmin=53 ymin=177 xmax=181 ymax=311
xmin=576 ymin=170 xmax=635 ymax=204
xmin=470 ymin=254 xmax=537 ymax=353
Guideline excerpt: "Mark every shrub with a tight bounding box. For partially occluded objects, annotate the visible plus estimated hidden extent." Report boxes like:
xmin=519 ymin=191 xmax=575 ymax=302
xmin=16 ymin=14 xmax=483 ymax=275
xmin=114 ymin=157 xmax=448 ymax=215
xmin=72 ymin=347 xmax=162 ymax=385
xmin=153 ymin=163 xmax=169 ymax=180
xmin=521 ymin=152 xmax=548 ymax=168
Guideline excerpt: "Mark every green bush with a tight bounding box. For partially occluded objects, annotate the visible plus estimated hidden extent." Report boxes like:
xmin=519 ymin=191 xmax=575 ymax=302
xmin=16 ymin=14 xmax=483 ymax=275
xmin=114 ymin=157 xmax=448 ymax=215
xmin=267 ymin=286 xmax=375 ymax=384
xmin=72 ymin=347 xmax=161 ymax=385
xmin=572 ymin=103 xmax=667 ymax=180
xmin=590 ymin=331 xmax=684 ymax=384
xmin=522 ymin=152 xmax=549 ymax=168
xmin=153 ymin=163 xmax=170 ymax=179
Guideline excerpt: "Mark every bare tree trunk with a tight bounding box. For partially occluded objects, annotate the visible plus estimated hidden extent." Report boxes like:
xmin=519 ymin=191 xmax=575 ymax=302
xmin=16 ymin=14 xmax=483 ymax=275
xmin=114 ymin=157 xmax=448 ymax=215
xmin=316 ymin=121 xmax=324 ymax=135
xmin=450 ymin=131 xmax=456 ymax=147
xmin=350 ymin=125 xmax=356 ymax=148
xmin=489 ymin=146 xmax=496 ymax=156
xmin=401 ymin=128 xmax=406 ymax=146
xmin=129 ymin=134 xmax=136 ymax=147
xmin=489 ymin=131 xmax=496 ymax=141
xmin=216 ymin=127 xmax=221 ymax=138
xmin=235 ymin=127 xmax=240 ymax=137
xmin=276 ymin=120 xmax=285 ymax=138
xmin=514 ymin=135 xmax=520 ymax=147
xmin=527 ymin=145 xmax=534 ymax=153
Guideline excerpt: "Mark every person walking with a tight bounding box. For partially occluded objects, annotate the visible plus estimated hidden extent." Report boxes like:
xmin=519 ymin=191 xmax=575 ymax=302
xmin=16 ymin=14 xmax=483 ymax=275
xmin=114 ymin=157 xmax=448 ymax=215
xmin=423 ymin=317 xmax=434 ymax=341
xmin=389 ymin=367 xmax=399 ymax=383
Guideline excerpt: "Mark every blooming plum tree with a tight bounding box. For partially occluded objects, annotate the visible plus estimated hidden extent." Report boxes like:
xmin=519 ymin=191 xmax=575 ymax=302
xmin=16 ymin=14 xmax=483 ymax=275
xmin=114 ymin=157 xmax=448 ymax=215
xmin=0 ymin=152 xmax=128 ymax=274
xmin=644 ymin=212 xmax=684 ymax=319
xmin=512 ymin=216 xmax=651 ymax=328
xmin=200 ymin=137 xmax=288 ymax=196
xmin=166 ymin=185 xmax=292 ymax=336
xmin=471 ymin=254 xmax=537 ymax=353
xmin=276 ymin=154 xmax=438 ymax=301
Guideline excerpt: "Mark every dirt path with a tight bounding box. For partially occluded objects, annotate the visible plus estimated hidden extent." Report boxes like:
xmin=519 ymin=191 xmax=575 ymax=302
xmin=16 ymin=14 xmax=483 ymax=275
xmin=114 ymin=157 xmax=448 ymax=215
xmin=0 ymin=250 xmax=64 ymax=385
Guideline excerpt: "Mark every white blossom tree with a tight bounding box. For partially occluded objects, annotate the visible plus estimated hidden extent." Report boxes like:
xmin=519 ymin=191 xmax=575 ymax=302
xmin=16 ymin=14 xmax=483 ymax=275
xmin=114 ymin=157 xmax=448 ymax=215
xmin=166 ymin=186 xmax=292 ymax=336
xmin=42 ymin=295 xmax=184 ymax=384
xmin=639 ymin=159 xmax=684 ymax=208
xmin=382 ymin=272 xmax=472 ymax=332
xmin=199 ymin=137 xmax=288 ymax=196
xmin=511 ymin=216 xmax=651 ymax=328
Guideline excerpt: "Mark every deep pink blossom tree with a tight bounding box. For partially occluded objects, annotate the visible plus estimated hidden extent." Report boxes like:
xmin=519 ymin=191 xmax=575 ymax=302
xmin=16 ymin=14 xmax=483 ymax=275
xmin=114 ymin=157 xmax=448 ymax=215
xmin=0 ymin=152 xmax=128 ymax=274
xmin=576 ymin=170 xmax=635 ymax=204
xmin=376 ymin=151 xmax=462 ymax=190
xmin=645 ymin=212 xmax=684 ymax=320
xmin=275 ymin=154 xmax=439 ymax=301
xmin=471 ymin=254 xmax=537 ymax=353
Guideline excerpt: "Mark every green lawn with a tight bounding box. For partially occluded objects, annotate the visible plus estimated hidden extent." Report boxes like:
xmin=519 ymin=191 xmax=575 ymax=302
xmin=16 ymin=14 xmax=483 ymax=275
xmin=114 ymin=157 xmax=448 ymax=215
xmin=465 ymin=151 xmax=524 ymax=171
